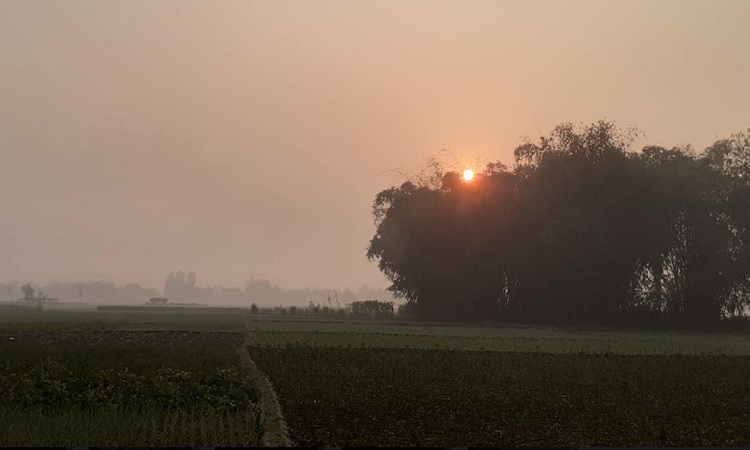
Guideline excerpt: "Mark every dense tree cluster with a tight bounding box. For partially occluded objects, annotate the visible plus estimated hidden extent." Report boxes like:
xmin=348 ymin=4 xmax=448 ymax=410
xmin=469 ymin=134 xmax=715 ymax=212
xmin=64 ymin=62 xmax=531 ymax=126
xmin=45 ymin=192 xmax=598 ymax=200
xmin=367 ymin=121 xmax=750 ymax=325
xmin=349 ymin=300 xmax=395 ymax=318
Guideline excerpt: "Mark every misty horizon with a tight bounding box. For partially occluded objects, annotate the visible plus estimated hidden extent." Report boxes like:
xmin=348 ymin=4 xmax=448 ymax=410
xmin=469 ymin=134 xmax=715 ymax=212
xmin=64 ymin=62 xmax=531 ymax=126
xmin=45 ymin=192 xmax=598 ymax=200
xmin=0 ymin=272 xmax=399 ymax=306
xmin=2 ymin=0 xmax=749 ymax=291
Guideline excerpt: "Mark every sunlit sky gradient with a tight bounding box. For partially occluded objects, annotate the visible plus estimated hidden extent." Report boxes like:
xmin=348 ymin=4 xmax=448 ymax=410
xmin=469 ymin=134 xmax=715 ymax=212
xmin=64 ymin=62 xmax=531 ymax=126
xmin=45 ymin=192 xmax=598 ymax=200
xmin=1 ymin=0 xmax=749 ymax=289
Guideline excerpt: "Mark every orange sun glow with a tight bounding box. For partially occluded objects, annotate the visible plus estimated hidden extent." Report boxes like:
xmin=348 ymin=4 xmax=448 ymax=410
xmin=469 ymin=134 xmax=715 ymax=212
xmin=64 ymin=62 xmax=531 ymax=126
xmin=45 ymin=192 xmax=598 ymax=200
xmin=463 ymin=169 xmax=475 ymax=181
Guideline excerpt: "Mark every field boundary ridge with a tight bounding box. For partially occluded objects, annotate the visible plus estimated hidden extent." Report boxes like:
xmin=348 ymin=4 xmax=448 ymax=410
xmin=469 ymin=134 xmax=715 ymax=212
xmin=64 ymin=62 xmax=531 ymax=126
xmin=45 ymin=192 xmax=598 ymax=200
xmin=237 ymin=344 xmax=293 ymax=447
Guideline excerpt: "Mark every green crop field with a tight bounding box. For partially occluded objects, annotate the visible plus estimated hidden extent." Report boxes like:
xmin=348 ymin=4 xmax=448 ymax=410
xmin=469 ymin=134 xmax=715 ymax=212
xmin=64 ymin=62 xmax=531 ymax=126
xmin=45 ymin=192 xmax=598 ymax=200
xmin=0 ymin=326 xmax=260 ymax=446
xmin=246 ymin=320 xmax=750 ymax=446
xmin=250 ymin=345 xmax=750 ymax=446
xmin=247 ymin=320 xmax=750 ymax=355
xmin=4 ymin=308 xmax=750 ymax=446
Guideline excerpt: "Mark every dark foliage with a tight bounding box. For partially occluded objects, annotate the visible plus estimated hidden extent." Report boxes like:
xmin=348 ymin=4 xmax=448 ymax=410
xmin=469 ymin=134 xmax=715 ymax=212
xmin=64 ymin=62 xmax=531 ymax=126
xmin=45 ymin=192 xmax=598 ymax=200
xmin=348 ymin=300 xmax=395 ymax=318
xmin=368 ymin=121 xmax=750 ymax=324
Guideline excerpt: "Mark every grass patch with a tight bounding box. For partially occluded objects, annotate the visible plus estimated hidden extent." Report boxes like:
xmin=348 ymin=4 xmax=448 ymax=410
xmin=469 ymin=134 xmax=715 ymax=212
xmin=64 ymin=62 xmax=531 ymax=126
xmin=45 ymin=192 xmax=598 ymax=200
xmin=249 ymin=346 xmax=750 ymax=446
xmin=0 ymin=406 xmax=259 ymax=446
xmin=237 ymin=347 xmax=293 ymax=447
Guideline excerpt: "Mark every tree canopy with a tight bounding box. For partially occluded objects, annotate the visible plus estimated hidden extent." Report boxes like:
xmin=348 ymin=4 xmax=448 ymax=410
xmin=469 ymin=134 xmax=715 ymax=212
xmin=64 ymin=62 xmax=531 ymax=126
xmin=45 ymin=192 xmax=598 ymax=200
xmin=367 ymin=121 xmax=750 ymax=326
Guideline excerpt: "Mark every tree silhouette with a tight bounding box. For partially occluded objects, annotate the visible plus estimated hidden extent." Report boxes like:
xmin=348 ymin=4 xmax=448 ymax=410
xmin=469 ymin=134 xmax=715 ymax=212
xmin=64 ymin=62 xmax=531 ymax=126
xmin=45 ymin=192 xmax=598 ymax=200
xmin=368 ymin=120 xmax=750 ymax=326
xmin=21 ymin=284 xmax=35 ymax=300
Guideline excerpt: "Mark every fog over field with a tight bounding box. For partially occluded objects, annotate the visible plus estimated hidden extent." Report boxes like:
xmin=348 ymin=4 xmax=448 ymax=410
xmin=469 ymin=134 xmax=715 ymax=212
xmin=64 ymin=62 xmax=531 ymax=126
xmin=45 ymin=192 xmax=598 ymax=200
xmin=2 ymin=0 xmax=749 ymax=290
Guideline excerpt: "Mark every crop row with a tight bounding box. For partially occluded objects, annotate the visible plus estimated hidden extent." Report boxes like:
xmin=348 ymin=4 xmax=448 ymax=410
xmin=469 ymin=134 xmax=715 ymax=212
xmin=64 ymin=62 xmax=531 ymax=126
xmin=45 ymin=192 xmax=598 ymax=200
xmin=0 ymin=406 xmax=259 ymax=446
xmin=247 ymin=329 xmax=750 ymax=355
xmin=0 ymin=330 xmax=243 ymax=347
xmin=0 ymin=309 xmax=248 ymax=332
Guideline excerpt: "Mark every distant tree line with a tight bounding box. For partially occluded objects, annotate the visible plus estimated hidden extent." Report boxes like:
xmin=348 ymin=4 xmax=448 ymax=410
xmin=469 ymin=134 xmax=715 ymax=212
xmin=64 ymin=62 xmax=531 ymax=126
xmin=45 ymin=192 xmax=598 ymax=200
xmin=367 ymin=121 xmax=750 ymax=326
xmin=0 ymin=280 xmax=159 ymax=304
xmin=162 ymin=271 xmax=397 ymax=308
xmin=1 ymin=273 xmax=397 ymax=308
xmin=349 ymin=300 xmax=395 ymax=318
xmin=246 ymin=299 xmax=395 ymax=319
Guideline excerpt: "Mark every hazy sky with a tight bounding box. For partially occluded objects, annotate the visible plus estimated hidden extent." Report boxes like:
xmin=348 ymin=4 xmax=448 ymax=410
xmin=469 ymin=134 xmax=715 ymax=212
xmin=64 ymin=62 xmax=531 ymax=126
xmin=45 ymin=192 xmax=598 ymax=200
xmin=1 ymin=0 xmax=749 ymax=290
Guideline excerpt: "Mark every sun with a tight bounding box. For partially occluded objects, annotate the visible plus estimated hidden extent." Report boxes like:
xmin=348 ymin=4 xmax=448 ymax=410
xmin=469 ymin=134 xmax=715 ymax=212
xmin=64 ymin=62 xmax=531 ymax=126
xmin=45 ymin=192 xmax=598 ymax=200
xmin=463 ymin=168 xmax=475 ymax=181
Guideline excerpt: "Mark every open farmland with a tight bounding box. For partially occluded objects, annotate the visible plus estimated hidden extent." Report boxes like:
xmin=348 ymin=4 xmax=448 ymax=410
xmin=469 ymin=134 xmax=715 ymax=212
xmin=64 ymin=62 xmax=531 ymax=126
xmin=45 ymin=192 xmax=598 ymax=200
xmin=0 ymin=315 xmax=261 ymax=446
xmin=246 ymin=320 xmax=750 ymax=446
xmin=247 ymin=319 xmax=750 ymax=355
xmin=4 ymin=308 xmax=750 ymax=446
